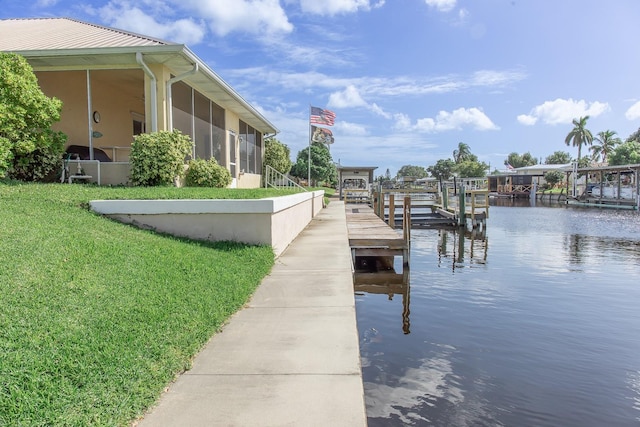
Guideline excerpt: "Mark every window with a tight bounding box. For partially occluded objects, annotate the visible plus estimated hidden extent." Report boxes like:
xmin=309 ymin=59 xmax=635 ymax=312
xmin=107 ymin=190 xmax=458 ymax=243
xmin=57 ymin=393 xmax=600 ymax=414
xmin=131 ymin=112 xmax=145 ymax=136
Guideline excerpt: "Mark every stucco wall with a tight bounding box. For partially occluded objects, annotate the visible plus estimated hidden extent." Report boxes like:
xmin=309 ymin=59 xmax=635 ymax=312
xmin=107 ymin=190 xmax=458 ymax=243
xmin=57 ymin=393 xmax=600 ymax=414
xmin=89 ymin=191 xmax=325 ymax=256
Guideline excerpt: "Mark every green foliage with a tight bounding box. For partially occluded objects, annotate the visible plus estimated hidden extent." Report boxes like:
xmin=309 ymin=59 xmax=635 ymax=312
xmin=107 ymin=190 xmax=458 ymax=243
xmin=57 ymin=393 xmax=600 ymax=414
xmin=8 ymin=130 xmax=66 ymax=182
xmin=290 ymin=142 xmax=337 ymax=186
xmin=0 ymin=52 xmax=66 ymax=179
xmin=453 ymin=142 xmax=472 ymax=164
xmin=263 ymin=138 xmax=292 ymax=175
xmin=506 ymin=152 xmax=538 ymax=168
xmin=545 ymin=151 xmax=572 ymax=164
xmin=396 ymin=164 xmax=428 ymax=178
xmin=130 ymin=130 xmax=193 ymax=186
xmin=590 ymin=130 xmax=621 ymax=163
xmin=608 ymin=140 xmax=640 ymax=165
xmin=626 ymin=127 xmax=640 ymax=143
xmin=565 ymin=116 xmax=593 ymax=162
xmin=544 ymin=170 xmax=565 ymax=188
xmin=455 ymin=159 xmax=489 ymax=178
xmin=427 ymin=159 xmax=455 ymax=181
xmin=185 ymin=158 xmax=232 ymax=188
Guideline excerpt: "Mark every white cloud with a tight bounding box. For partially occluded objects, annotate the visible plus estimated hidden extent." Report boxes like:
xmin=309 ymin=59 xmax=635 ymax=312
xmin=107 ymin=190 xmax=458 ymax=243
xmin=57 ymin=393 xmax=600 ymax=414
xmin=328 ymin=85 xmax=368 ymax=108
xmin=187 ymin=0 xmax=293 ymax=36
xmin=396 ymin=107 xmax=498 ymax=133
xmin=36 ymin=0 xmax=58 ymax=6
xmin=99 ymin=3 xmax=206 ymax=45
xmin=336 ymin=121 xmax=368 ymax=136
xmin=517 ymin=114 xmax=538 ymax=126
xmin=517 ymin=98 xmax=610 ymax=126
xmin=625 ymin=101 xmax=640 ymax=120
xmin=299 ymin=0 xmax=385 ymax=16
xmin=425 ymin=0 xmax=456 ymax=13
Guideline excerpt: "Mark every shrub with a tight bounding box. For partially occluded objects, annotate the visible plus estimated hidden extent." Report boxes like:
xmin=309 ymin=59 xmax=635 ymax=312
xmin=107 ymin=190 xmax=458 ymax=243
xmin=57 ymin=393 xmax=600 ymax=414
xmin=0 ymin=52 xmax=66 ymax=179
xmin=185 ymin=158 xmax=232 ymax=188
xmin=129 ymin=130 xmax=192 ymax=186
xmin=8 ymin=130 xmax=66 ymax=182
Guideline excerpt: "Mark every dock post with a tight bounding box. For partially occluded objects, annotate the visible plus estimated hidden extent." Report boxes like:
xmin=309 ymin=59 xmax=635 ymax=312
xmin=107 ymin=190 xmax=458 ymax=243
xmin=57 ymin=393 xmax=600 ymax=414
xmin=403 ymin=196 xmax=411 ymax=266
xmin=389 ymin=194 xmax=395 ymax=227
xmin=458 ymin=185 xmax=466 ymax=227
xmin=373 ymin=191 xmax=379 ymax=218
xmin=443 ymin=187 xmax=448 ymax=211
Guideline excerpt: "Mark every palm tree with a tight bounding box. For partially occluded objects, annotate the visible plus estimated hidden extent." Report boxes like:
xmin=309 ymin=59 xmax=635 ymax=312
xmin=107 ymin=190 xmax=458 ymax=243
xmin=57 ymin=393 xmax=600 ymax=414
xmin=590 ymin=130 xmax=621 ymax=164
xmin=453 ymin=142 xmax=471 ymax=164
xmin=565 ymin=116 xmax=593 ymax=163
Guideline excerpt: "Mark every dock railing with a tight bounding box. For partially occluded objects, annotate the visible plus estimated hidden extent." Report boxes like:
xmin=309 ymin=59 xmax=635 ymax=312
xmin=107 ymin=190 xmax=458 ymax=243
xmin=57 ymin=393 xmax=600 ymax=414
xmin=264 ymin=165 xmax=307 ymax=192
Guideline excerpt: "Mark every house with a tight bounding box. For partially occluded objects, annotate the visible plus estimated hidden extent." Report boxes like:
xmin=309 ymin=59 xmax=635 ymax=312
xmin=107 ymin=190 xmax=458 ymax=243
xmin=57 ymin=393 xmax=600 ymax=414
xmin=488 ymin=163 xmax=572 ymax=196
xmin=0 ymin=17 xmax=278 ymax=187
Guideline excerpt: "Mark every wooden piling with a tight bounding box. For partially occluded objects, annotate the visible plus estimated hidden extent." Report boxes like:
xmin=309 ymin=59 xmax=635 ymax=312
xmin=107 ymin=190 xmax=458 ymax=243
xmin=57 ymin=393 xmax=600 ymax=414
xmin=389 ymin=194 xmax=395 ymax=227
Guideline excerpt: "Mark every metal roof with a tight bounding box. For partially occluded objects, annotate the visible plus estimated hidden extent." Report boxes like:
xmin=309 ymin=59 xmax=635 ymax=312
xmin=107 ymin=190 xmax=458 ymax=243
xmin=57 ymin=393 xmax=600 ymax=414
xmin=0 ymin=18 xmax=278 ymax=134
xmin=0 ymin=18 xmax=170 ymax=50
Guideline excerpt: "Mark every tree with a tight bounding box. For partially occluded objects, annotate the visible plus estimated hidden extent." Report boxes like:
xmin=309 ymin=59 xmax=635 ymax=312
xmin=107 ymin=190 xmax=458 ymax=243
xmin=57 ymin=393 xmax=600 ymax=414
xmin=506 ymin=152 xmax=537 ymax=168
xmin=455 ymin=160 xmax=489 ymax=178
xmin=452 ymin=142 xmax=472 ymax=164
xmin=396 ymin=165 xmax=427 ymax=179
xmin=545 ymin=151 xmax=572 ymax=164
xmin=608 ymin=140 xmax=640 ymax=165
xmin=590 ymin=130 xmax=621 ymax=163
xmin=290 ymin=142 xmax=337 ymax=186
xmin=263 ymin=138 xmax=292 ymax=175
xmin=565 ymin=116 xmax=593 ymax=163
xmin=543 ymin=170 xmax=565 ymax=189
xmin=626 ymin=127 xmax=640 ymax=143
xmin=0 ymin=52 xmax=66 ymax=179
xmin=427 ymin=159 xmax=455 ymax=181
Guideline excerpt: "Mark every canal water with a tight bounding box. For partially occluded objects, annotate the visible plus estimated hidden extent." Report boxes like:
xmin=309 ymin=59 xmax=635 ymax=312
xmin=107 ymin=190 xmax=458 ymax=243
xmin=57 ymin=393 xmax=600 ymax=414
xmin=356 ymin=201 xmax=640 ymax=426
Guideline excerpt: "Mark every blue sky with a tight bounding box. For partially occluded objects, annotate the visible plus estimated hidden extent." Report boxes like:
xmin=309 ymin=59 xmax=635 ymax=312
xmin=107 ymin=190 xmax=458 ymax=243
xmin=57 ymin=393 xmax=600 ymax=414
xmin=3 ymin=0 xmax=640 ymax=176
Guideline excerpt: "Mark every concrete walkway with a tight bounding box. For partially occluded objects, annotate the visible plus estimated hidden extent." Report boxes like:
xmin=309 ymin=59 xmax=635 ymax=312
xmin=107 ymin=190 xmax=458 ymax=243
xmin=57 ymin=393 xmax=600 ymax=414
xmin=138 ymin=200 xmax=367 ymax=427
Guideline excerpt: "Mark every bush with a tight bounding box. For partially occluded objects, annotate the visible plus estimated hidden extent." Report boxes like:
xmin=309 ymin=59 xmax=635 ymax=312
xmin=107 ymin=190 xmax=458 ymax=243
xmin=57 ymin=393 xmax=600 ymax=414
xmin=129 ymin=130 xmax=192 ymax=186
xmin=185 ymin=158 xmax=232 ymax=188
xmin=8 ymin=130 xmax=66 ymax=182
xmin=0 ymin=52 xmax=66 ymax=179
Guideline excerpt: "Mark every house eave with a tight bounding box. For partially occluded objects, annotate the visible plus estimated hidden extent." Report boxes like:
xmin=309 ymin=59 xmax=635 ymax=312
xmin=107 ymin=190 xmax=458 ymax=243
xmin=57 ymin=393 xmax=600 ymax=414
xmin=8 ymin=45 xmax=278 ymax=135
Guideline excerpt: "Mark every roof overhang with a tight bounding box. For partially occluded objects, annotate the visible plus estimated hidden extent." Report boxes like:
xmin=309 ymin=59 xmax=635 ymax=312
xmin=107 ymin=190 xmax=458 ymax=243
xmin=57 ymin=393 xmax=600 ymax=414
xmin=8 ymin=45 xmax=278 ymax=135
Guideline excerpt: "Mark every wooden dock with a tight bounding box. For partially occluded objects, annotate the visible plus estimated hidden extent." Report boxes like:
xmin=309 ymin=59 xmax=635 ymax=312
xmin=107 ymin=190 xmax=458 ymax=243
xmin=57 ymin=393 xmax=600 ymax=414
xmin=345 ymin=204 xmax=409 ymax=267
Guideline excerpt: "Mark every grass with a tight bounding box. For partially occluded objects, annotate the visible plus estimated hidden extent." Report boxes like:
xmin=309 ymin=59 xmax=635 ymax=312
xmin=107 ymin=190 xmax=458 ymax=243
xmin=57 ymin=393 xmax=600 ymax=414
xmin=0 ymin=182 xmax=307 ymax=426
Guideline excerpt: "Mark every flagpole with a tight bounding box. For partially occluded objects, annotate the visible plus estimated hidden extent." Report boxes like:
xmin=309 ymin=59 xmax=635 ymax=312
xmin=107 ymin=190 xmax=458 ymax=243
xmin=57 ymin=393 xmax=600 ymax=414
xmin=308 ymin=105 xmax=311 ymax=186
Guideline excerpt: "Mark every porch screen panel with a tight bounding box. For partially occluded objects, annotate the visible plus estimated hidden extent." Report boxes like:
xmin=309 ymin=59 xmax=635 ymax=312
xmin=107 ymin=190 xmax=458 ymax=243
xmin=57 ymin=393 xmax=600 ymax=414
xmin=212 ymin=125 xmax=226 ymax=166
xmin=194 ymin=91 xmax=211 ymax=159
xmin=172 ymin=81 xmax=192 ymax=139
xmin=256 ymin=133 xmax=263 ymax=174
xmin=239 ymin=121 xmax=248 ymax=173
xmin=247 ymin=125 xmax=256 ymax=174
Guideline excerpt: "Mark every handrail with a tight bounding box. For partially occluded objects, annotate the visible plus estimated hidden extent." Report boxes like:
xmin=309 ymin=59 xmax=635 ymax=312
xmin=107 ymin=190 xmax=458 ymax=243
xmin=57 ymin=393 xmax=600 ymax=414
xmin=264 ymin=165 xmax=307 ymax=192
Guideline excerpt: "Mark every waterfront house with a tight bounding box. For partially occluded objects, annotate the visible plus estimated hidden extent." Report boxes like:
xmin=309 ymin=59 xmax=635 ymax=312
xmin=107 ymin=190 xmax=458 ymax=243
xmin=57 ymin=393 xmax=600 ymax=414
xmin=0 ymin=17 xmax=277 ymax=187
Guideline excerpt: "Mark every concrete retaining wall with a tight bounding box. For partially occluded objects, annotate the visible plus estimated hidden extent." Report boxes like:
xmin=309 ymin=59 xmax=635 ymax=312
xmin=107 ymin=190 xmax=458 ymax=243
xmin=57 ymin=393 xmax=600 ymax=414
xmin=90 ymin=191 xmax=325 ymax=256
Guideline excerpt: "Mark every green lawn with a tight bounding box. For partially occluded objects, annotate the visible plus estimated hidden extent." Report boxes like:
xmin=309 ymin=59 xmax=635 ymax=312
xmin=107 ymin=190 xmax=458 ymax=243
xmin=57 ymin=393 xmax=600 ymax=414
xmin=0 ymin=182 xmax=304 ymax=426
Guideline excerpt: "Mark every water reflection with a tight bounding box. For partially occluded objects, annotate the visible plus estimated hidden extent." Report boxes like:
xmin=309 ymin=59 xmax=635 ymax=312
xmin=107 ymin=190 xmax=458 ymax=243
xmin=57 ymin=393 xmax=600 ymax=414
xmin=437 ymin=227 xmax=488 ymax=270
xmin=354 ymin=267 xmax=411 ymax=334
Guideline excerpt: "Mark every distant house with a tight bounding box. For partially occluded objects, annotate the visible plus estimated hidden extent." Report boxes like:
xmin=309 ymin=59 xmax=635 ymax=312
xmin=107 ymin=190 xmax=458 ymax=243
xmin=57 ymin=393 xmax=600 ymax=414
xmin=0 ymin=17 xmax=278 ymax=187
xmin=488 ymin=163 xmax=572 ymax=196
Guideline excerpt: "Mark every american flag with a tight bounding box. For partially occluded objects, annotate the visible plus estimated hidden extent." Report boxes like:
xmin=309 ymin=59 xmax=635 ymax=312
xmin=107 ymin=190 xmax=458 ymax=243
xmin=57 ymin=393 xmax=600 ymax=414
xmin=310 ymin=106 xmax=336 ymax=126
